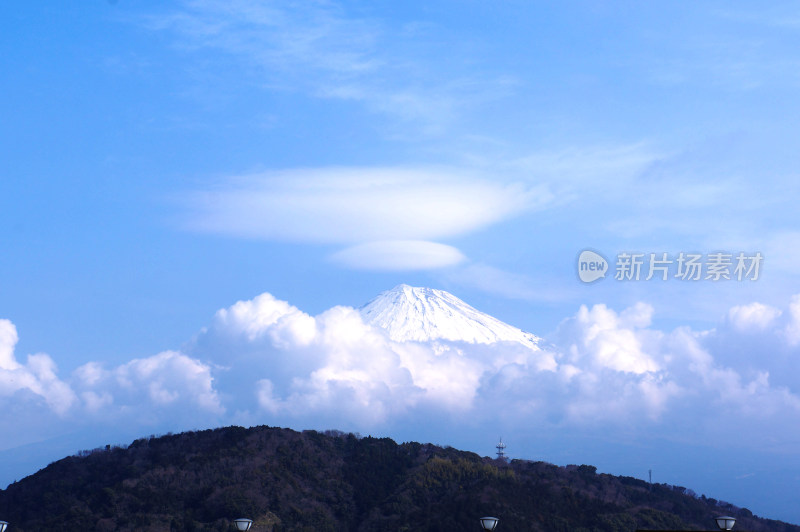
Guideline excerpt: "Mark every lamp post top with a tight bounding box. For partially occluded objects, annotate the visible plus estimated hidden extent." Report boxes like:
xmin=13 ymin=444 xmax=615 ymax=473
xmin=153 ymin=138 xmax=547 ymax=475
xmin=233 ymin=517 xmax=253 ymax=531
xmin=479 ymin=516 xmax=499 ymax=530
xmin=715 ymin=515 xmax=736 ymax=530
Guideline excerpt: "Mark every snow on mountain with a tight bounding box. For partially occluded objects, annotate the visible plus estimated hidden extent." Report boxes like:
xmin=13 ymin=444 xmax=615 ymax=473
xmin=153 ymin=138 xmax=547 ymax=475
xmin=359 ymin=284 xmax=541 ymax=350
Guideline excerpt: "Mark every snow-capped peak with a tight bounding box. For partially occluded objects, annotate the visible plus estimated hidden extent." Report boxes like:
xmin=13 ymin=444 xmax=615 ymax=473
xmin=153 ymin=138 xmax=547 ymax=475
xmin=359 ymin=284 xmax=540 ymax=349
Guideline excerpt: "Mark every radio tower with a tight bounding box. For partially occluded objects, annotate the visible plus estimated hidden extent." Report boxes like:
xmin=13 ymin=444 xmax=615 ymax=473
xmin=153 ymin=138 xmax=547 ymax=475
xmin=496 ymin=438 xmax=506 ymax=460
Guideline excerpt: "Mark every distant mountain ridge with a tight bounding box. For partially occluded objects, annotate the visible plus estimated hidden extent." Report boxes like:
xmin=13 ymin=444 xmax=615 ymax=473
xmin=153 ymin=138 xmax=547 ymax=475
xmin=0 ymin=425 xmax=795 ymax=532
xmin=359 ymin=284 xmax=541 ymax=349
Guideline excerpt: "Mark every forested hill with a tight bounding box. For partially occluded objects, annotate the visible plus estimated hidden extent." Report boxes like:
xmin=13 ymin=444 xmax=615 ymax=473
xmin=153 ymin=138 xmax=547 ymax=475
xmin=0 ymin=425 xmax=794 ymax=532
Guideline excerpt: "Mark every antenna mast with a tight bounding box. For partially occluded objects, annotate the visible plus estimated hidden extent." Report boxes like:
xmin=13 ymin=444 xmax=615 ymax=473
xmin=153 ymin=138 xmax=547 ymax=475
xmin=496 ymin=438 xmax=506 ymax=460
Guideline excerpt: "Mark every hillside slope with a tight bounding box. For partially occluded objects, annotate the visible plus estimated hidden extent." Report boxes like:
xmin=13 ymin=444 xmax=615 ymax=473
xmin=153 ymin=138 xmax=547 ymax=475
xmin=0 ymin=426 xmax=794 ymax=532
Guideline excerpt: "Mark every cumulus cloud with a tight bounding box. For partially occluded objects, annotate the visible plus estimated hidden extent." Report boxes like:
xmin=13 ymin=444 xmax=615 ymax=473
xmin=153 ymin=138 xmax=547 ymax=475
xmin=555 ymin=302 xmax=661 ymax=374
xmin=664 ymin=326 xmax=800 ymax=422
xmin=69 ymin=351 xmax=224 ymax=426
xmin=193 ymin=298 xmax=495 ymax=424
xmin=533 ymin=296 xmax=800 ymax=434
xmin=0 ymin=319 xmax=19 ymax=370
xmin=0 ymin=319 xmax=76 ymax=415
xmin=9 ymin=290 xmax=800 ymax=458
xmin=0 ymin=317 xmax=223 ymax=435
xmin=188 ymin=290 xmax=800 ymax=440
xmin=212 ymin=291 xmax=317 ymax=346
xmin=727 ymin=302 xmax=782 ymax=332
xmin=785 ymin=294 xmax=800 ymax=346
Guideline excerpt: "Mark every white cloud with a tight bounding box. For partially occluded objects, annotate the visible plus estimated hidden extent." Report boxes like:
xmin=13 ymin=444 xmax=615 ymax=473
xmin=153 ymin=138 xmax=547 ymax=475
xmin=727 ymin=302 xmax=782 ymax=332
xmin=148 ymin=0 xmax=515 ymax=134
xmin=248 ymin=304 xmax=416 ymax=415
xmin=212 ymin=291 xmax=316 ymax=346
xmin=0 ymin=319 xmax=20 ymax=370
xmin=255 ymin=379 xmax=282 ymax=415
xmin=0 ymin=319 xmax=76 ymax=415
xmin=330 ymin=240 xmax=466 ymax=271
xmin=24 ymin=354 xmax=77 ymax=415
xmin=192 ymin=294 xmax=553 ymax=424
xmin=81 ymin=390 xmax=113 ymax=413
xmin=74 ymin=351 xmax=224 ymax=416
xmin=557 ymin=303 xmax=661 ymax=374
xmin=785 ymin=294 xmax=800 ymax=346
xmin=656 ymin=318 xmax=800 ymax=426
xmin=249 ymin=304 xmax=427 ymax=423
xmin=0 ymin=319 xmax=224 ymax=428
xmin=147 ymin=1 xmax=381 ymax=80
xmin=541 ymin=296 xmax=800 ymax=431
xmin=10 ymin=289 xmax=800 ymax=461
xmin=184 ymin=167 xmax=538 ymax=243
xmin=121 ymin=351 xmax=222 ymax=412
xmin=83 ymin=291 xmax=800 ymax=436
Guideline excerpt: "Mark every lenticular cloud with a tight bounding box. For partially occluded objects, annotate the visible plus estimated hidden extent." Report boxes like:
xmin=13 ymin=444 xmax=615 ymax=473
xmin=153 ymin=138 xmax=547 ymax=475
xmin=184 ymin=168 xmax=536 ymax=244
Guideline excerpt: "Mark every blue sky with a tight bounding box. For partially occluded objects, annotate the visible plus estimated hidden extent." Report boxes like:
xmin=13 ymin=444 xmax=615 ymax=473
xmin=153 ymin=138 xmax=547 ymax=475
xmin=3 ymin=0 xmax=800 ymax=525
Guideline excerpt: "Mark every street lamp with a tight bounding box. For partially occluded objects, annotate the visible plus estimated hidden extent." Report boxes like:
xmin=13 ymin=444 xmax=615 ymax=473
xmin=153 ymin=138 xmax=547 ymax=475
xmin=479 ymin=516 xmax=499 ymax=530
xmin=715 ymin=516 xmax=736 ymax=530
xmin=0 ymin=521 xmax=8 ymax=532
xmin=233 ymin=518 xmax=253 ymax=530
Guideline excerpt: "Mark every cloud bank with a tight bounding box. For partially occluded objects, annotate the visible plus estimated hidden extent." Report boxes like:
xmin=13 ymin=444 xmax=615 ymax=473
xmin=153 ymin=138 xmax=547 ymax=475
xmin=4 ymin=291 xmax=800 ymax=454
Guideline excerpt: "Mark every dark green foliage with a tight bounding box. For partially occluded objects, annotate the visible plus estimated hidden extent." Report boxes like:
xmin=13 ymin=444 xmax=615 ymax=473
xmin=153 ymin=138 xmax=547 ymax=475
xmin=0 ymin=425 xmax=796 ymax=531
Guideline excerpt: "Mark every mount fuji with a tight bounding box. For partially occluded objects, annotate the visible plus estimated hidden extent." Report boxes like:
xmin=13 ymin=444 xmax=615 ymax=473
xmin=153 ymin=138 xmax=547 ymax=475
xmin=359 ymin=284 xmax=541 ymax=350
